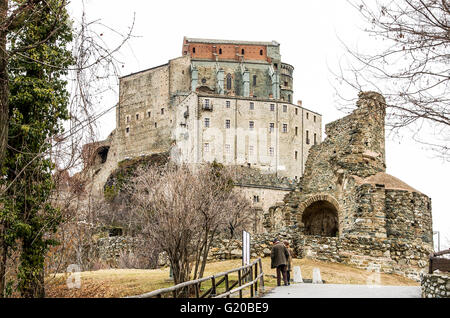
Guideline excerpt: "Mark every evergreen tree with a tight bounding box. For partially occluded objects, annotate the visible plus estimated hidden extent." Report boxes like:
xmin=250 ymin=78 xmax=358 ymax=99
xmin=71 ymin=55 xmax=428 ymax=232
xmin=0 ymin=0 xmax=73 ymax=297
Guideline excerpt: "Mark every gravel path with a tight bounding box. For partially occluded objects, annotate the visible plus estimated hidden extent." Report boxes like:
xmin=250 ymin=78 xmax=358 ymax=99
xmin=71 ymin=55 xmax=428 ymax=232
xmin=262 ymin=283 xmax=421 ymax=298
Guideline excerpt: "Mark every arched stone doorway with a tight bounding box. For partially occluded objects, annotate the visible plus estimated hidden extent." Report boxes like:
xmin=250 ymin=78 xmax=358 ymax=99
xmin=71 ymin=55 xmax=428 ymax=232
xmin=301 ymin=200 xmax=339 ymax=237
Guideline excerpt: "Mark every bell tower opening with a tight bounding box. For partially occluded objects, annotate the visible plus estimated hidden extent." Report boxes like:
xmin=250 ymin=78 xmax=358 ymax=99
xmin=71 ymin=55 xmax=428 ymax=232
xmin=302 ymin=200 xmax=338 ymax=237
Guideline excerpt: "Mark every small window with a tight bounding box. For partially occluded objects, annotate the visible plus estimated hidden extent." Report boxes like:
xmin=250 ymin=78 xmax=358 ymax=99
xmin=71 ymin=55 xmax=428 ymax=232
xmin=295 ymin=151 xmax=298 ymax=160
xmin=250 ymin=102 xmax=254 ymax=110
xmin=288 ymin=94 xmax=291 ymax=103
xmin=283 ymin=105 xmax=287 ymax=113
xmin=241 ymin=48 xmax=245 ymax=55
xmin=219 ymin=48 xmax=222 ymax=54
xmin=161 ymin=108 xmax=164 ymax=115
xmin=193 ymin=47 xmax=196 ymax=54
xmin=295 ymin=108 xmax=298 ymax=115
xmin=226 ymin=100 xmax=231 ymax=108
xmin=253 ymin=75 xmax=257 ymax=86
xmin=225 ymin=119 xmax=231 ymax=129
xmin=314 ymin=115 xmax=316 ymax=122
xmin=155 ymin=122 xmax=157 ymax=128
xmin=284 ymin=81 xmax=288 ymax=86
xmin=253 ymin=195 xmax=260 ymax=203
xmin=314 ymin=133 xmax=317 ymax=145
xmin=205 ymin=118 xmax=210 ymax=128
xmin=249 ymin=121 xmax=254 ymax=130
xmin=204 ymin=143 xmax=209 ymax=152
xmin=306 ymin=130 xmax=310 ymax=144
xmin=249 ymin=145 xmax=254 ymax=155
xmin=274 ymin=63 xmax=278 ymax=69
xmin=269 ymin=147 xmax=274 ymax=157
xmin=204 ymin=99 xmax=210 ymax=107
xmin=306 ymin=112 xmax=309 ymax=119
xmin=270 ymin=104 xmax=275 ymax=111
xmin=126 ymin=115 xmax=130 ymax=123
xmin=225 ymin=144 xmax=231 ymax=154
xmin=283 ymin=124 xmax=288 ymax=133
xmin=136 ymin=113 xmax=139 ymax=120
xmin=147 ymin=111 xmax=151 ymax=117
xmin=226 ymin=74 xmax=232 ymax=90
xmin=269 ymin=123 xmax=275 ymax=133
xmin=259 ymin=49 xmax=263 ymax=56
xmin=125 ymin=127 xmax=130 ymax=134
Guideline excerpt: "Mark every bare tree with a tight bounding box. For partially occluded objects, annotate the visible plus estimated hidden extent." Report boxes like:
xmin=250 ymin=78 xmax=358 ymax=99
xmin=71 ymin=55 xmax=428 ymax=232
xmin=335 ymin=0 xmax=450 ymax=160
xmin=125 ymin=163 xmax=252 ymax=286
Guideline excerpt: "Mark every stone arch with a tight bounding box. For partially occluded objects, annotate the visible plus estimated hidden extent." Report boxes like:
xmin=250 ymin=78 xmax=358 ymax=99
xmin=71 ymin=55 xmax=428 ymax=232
xmin=297 ymin=194 xmax=340 ymax=237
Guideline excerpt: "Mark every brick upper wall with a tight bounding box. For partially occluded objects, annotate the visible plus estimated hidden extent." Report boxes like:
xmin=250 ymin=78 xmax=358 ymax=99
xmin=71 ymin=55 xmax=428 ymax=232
xmin=183 ymin=41 xmax=269 ymax=62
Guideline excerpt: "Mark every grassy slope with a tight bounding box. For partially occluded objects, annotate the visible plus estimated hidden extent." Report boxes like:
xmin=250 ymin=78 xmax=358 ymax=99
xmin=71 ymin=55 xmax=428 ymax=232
xmin=45 ymin=257 xmax=419 ymax=298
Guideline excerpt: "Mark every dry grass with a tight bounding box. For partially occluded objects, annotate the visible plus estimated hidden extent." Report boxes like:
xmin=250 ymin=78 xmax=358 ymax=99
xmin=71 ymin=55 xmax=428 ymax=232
xmin=45 ymin=257 xmax=419 ymax=298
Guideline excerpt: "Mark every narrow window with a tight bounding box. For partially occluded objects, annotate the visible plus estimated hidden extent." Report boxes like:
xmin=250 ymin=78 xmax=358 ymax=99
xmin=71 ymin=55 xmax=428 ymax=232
xmin=295 ymin=108 xmax=298 ymax=115
xmin=314 ymin=133 xmax=317 ymax=145
xmin=306 ymin=130 xmax=310 ymax=144
xmin=295 ymin=126 xmax=298 ymax=136
xmin=204 ymin=99 xmax=210 ymax=107
xmin=306 ymin=112 xmax=309 ymax=120
xmin=204 ymin=143 xmax=209 ymax=152
xmin=125 ymin=127 xmax=130 ymax=134
xmin=219 ymin=48 xmax=222 ymax=54
xmin=253 ymin=195 xmax=260 ymax=203
xmin=269 ymin=147 xmax=274 ymax=157
xmin=126 ymin=115 xmax=130 ymax=123
xmin=136 ymin=113 xmax=139 ymax=120
xmin=283 ymin=105 xmax=287 ymax=113
xmin=147 ymin=111 xmax=151 ymax=117
xmin=250 ymin=102 xmax=254 ymax=110
xmin=249 ymin=121 xmax=254 ymax=130
xmin=155 ymin=122 xmax=157 ymax=128
xmin=269 ymin=123 xmax=275 ymax=133
xmin=161 ymin=108 xmax=164 ymax=115
xmin=259 ymin=49 xmax=263 ymax=56
xmin=270 ymin=104 xmax=275 ymax=111
xmin=193 ymin=47 xmax=196 ymax=53
xmin=283 ymin=123 xmax=288 ymax=133
xmin=226 ymin=74 xmax=232 ymax=90
xmin=204 ymin=118 xmax=210 ymax=128
xmin=253 ymin=75 xmax=257 ymax=86
xmin=295 ymin=151 xmax=298 ymax=160
xmin=241 ymin=48 xmax=245 ymax=55
xmin=226 ymin=100 xmax=231 ymax=108
xmin=314 ymin=115 xmax=316 ymax=122
xmin=288 ymin=94 xmax=291 ymax=103
xmin=225 ymin=119 xmax=231 ymax=129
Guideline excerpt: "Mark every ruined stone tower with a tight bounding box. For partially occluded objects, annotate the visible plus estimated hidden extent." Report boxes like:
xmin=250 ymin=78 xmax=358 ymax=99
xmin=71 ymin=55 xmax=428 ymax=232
xmin=267 ymin=92 xmax=433 ymax=280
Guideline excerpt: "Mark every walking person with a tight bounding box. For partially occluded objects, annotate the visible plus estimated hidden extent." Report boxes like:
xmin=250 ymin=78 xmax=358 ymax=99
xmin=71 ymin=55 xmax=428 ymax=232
xmin=283 ymin=241 xmax=294 ymax=285
xmin=270 ymin=238 xmax=289 ymax=286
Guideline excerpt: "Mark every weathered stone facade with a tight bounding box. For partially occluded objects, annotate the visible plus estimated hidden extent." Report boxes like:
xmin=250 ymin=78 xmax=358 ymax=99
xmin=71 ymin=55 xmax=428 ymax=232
xmin=421 ymin=273 xmax=450 ymax=298
xmin=266 ymin=91 xmax=434 ymax=280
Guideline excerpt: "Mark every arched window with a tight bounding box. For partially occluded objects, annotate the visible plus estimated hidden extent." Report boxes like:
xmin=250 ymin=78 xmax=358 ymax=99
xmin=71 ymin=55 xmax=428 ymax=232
xmin=241 ymin=48 xmax=245 ymax=55
xmin=219 ymin=48 xmax=222 ymax=54
xmin=226 ymin=74 xmax=232 ymax=90
xmin=260 ymin=49 xmax=263 ymax=55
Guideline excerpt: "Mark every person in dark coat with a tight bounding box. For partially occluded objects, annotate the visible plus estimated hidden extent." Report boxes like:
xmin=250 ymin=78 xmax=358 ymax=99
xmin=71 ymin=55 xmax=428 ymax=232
xmin=270 ymin=238 xmax=289 ymax=286
xmin=283 ymin=241 xmax=295 ymax=285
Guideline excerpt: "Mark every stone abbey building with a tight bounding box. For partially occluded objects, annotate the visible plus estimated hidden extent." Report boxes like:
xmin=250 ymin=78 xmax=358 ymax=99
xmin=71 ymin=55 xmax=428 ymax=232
xmin=83 ymin=38 xmax=433 ymax=279
xmin=85 ymin=37 xmax=322 ymax=223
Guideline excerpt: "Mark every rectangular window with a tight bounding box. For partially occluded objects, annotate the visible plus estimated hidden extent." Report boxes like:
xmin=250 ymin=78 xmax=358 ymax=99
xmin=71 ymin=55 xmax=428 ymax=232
xmin=161 ymin=108 xmax=164 ymax=115
xmin=253 ymin=195 xmax=259 ymax=203
xmin=253 ymin=75 xmax=257 ymax=86
xmin=306 ymin=112 xmax=309 ymax=120
xmin=295 ymin=126 xmax=298 ymax=136
xmin=249 ymin=145 xmax=254 ymax=156
xmin=270 ymin=104 xmax=275 ymax=111
xmin=283 ymin=105 xmax=287 ymax=113
xmin=306 ymin=130 xmax=310 ymax=144
xmin=295 ymin=108 xmax=298 ymax=115
xmin=125 ymin=127 xmax=130 ymax=134
xmin=314 ymin=115 xmax=316 ymax=122
xmin=250 ymin=102 xmax=254 ymax=110
xmin=225 ymin=119 xmax=231 ymax=129
xmin=226 ymin=100 xmax=231 ymax=108
xmin=283 ymin=123 xmax=288 ymax=133
xmin=249 ymin=121 xmax=254 ymax=130
xmin=295 ymin=151 xmax=298 ymax=160
xmin=225 ymin=144 xmax=231 ymax=154
xmin=147 ymin=111 xmax=151 ymax=117
xmin=314 ymin=133 xmax=317 ymax=145
xmin=205 ymin=118 xmax=210 ymax=128
xmin=136 ymin=113 xmax=139 ymax=120
xmin=204 ymin=99 xmax=210 ymax=107
xmin=269 ymin=147 xmax=274 ymax=157
xmin=269 ymin=123 xmax=275 ymax=133
xmin=155 ymin=122 xmax=157 ymax=128
xmin=204 ymin=143 xmax=209 ymax=152
xmin=126 ymin=116 xmax=130 ymax=123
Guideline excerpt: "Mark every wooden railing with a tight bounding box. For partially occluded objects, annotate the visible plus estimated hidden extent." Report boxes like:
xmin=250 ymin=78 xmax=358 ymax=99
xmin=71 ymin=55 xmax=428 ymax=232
xmin=127 ymin=258 xmax=264 ymax=298
xmin=429 ymin=249 xmax=450 ymax=274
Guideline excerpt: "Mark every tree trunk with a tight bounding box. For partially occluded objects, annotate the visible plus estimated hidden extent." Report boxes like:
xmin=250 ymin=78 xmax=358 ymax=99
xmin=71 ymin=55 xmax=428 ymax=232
xmin=0 ymin=232 xmax=7 ymax=298
xmin=0 ymin=0 xmax=9 ymax=168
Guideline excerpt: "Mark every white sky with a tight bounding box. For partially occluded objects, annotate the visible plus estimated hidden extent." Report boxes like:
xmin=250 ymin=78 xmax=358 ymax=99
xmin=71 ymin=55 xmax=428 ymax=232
xmin=69 ymin=0 xmax=449 ymax=250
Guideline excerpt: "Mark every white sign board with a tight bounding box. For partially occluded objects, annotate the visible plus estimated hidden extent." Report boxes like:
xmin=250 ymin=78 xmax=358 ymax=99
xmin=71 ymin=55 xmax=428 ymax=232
xmin=242 ymin=230 xmax=250 ymax=266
